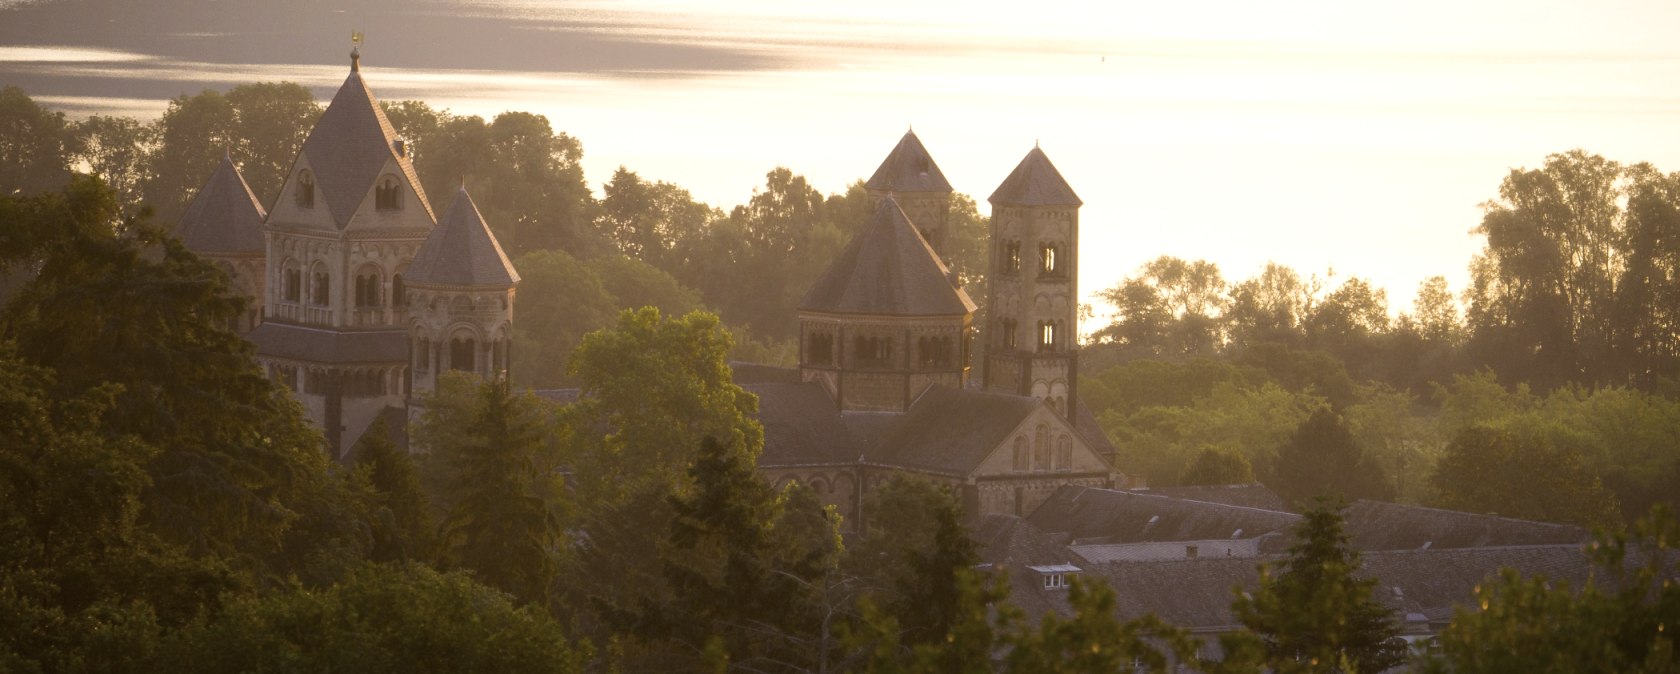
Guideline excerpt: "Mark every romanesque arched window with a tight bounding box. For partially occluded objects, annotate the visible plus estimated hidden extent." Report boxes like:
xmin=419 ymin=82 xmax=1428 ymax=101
xmin=1038 ymin=320 xmax=1060 ymax=352
xmin=281 ymin=259 xmax=302 ymax=303
xmin=449 ymin=333 xmax=477 ymax=372
xmin=354 ymin=264 xmax=384 ymax=308
xmin=391 ymin=272 xmax=406 ymax=307
xmin=1002 ymin=240 xmax=1022 ymax=274
xmin=1000 ymin=318 xmax=1018 ymax=350
xmin=1013 ymin=436 xmax=1029 ymax=471
xmin=309 ymin=262 xmax=330 ymax=307
xmin=295 ymin=170 xmax=315 ymax=208
xmin=375 ymin=175 xmax=402 ymax=211
xmin=416 ymin=335 xmax=431 ymax=371
xmin=1039 ymin=242 xmax=1063 ymax=277
xmin=1033 ymin=424 xmax=1050 ymax=471
xmin=1055 ymin=434 xmax=1072 ymax=470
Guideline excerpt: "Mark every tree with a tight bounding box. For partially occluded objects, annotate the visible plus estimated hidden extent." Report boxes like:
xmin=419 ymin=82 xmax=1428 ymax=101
xmin=1094 ymin=256 xmax=1227 ymax=357
xmin=73 ymin=115 xmax=152 ymax=208
xmin=844 ymin=474 xmax=980 ymax=650
xmin=1180 ymin=447 xmax=1256 ymax=486
xmin=0 ymin=86 xmax=75 ymax=195
xmin=1420 ymin=506 xmax=1680 ymax=673
xmin=1225 ymin=262 xmax=1320 ymax=351
xmin=1006 ymin=577 xmax=1205 ymax=674
xmin=1231 ymin=499 xmax=1404 ymax=673
xmin=157 ymin=563 xmax=584 ymax=673
xmin=429 ymin=377 xmax=561 ymax=607
xmin=565 ymin=307 xmax=762 ymax=499
xmin=351 ymin=415 xmax=434 ymax=564
xmin=142 ymin=83 xmax=321 ymax=218
xmin=1271 ymin=409 xmax=1393 ymax=507
xmin=1429 ymin=425 xmax=1620 ymax=527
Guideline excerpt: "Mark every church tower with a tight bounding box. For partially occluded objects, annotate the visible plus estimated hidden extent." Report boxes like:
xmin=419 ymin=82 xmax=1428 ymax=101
xmin=176 ymin=152 xmax=268 ymax=333
xmin=247 ymin=49 xmax=436 ymax=458
xmin=405 ymin=186 xmax=519 ymax=399
xmin=798 ymin=196 xmax=976 ymax=412
xmin=982 ymin=146 xmax=1082 ymax=421
xmin=865 ymin=130 xmax=953 ymax=258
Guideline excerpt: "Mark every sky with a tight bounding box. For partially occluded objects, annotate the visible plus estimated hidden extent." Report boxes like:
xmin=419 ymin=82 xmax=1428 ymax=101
xmin=5 ymin=0 xmax=1680 ymax=332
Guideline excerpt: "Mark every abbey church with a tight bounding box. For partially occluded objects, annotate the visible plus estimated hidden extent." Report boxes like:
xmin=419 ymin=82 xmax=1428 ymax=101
xmin=174 ymin=53 xmax=1125 ymax=527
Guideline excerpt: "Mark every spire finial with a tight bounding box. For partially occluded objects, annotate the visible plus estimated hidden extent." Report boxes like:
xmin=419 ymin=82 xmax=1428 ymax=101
xmin=350 ymin=30 xmax=364 ymax=72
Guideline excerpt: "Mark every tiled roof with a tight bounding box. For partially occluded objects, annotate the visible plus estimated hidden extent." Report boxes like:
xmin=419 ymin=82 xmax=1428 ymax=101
xmin=176 ymin=154 xmax=266 ymax=253
xmin=799 ymin=196 xmax=976 ymax=316
xmin=1072 ymin=399 xmax=1117 ymax=460
xmin=248 ymin=322 xmax=408 ymax=364
xmin=988 ymin=146 xmax=1082 ymax=207
xmin=865 ymin=386 xmax=1043 ymax=477
xmin=405 ymin=187 xmax=519 ymax=287
xmin=1343 ymin=500 xmax=1590 ymax=551
xmin=1026 ymin=485 xmax=1300 ymax=544
xmin=864 ymin=130 xmax=952 ymax=193
xmin=1143 ymin=484 xmax=1289 ymax=512
xmin=299 ymin=64 xmax=435 ymax=227
xmin=747 ymin=382 xmax=859 ymax=468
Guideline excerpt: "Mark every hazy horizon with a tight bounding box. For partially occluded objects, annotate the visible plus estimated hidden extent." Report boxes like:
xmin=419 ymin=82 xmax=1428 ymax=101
xmin=8 ymin=0 xmax=1680 ymax=330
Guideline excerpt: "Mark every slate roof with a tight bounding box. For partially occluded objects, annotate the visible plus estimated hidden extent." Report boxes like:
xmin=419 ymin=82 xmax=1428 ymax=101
xmin=1072 ymin=399 xmax=1117 ymax=459
xmin=1143 ymin=484 xmax=1289 ymax=512
xmin=988 ymin=146 xmax=1082 ymax=207
xmin=176 ymin=154 xmax=266 ymax=253
xmin=729 ymin=362 xmax=802 ymax=384
xmin=405 ymin=187 xmax=519 ymax=287
xmin=865 ymin=386 xmax=1045 ymax=477
xmin=799 ymin=196 xmax=976 ymax=316
xmin=299 ymin=60 xmax=435 ymax=227
xmin=747 ymin=382 xmax=859 ymax=467
xmin=864 ymin=130 xmax=953 ymax=194
xmin=1025 ymin=485 xmax=1300 ymax=545
xmin=247 ymin=322 xmax=408 ymax=364
xmin=1343 ymin=500 xmax=1590 ymax=551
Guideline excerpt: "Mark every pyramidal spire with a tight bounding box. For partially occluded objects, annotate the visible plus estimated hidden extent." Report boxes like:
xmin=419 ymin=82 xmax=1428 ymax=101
xmin=176 ymin=154 xmax=266 ymax=253
xmin=865 ymin=129 xmax=952 ymax=194
xmin=405 ymin=186 xmax=519 ymax=287
xmin=988 ymin=145 xmax=1082 ymax=207
xmin=799 ymin=196 xmax=974 ymax=316
xmin=294 ymin=53 xmax=434 ymax=227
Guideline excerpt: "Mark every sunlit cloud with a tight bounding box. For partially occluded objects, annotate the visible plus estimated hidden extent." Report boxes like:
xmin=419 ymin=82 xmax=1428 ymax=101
xmin=0 ymin=46 xmax=153 ymax=63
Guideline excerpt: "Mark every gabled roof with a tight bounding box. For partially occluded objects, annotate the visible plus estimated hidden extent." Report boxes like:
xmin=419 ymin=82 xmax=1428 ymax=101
xmin=405 ymin=187 xmax=519 ymax=287
xmin=1026 ymin=485 xmax=1300 ymax=544
xmin=297 ymin=60 xmax=435 ymax=227
xmin=799 ymin=196 xmax=976 ymax=316
xmin=747 ymin=382 xmax=859 ymax=468
xmin=1143 ymin=484 xmax=1289 ymax=512
xmin=1343 ymin=500 xmax=1590 ymax=551
xmin=865 ymin=130 xmax=952 ymax=194
xmin=988 ymin=145 xmax=1082 ymax=207
xmin=865 ymin=386 xmax=1044 ymax=476
xmin=176 ymin=154 xmax=266 ymax=253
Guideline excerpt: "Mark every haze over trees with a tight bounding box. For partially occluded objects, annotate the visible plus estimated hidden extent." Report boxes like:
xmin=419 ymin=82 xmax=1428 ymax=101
xmin=2 ymin=82 xmax=1678 ymax=670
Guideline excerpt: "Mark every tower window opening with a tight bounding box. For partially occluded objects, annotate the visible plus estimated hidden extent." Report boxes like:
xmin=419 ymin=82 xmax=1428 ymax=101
xmin=918 ymin=335 xmax=954 ymax=368
xmin=310 ymin=268 xmax=330 ymax=307
xmin=392 ymin=273 xmax=405 ymax=306
xmin=1003 ymin=241 xmax=1021 ymax=274
xmin=809 ymin=332 xmax=834 ymax=366
xmin=854 ymin=335 xmax=894 ymax=367
xmin=450 ymin=337 xmax=476 ymax=372
xmin=375 ymin=175 xmax=402 ymax=211
xmin=1040 ymin=243 xmax=1062 ymax=277
xmin=1001 ymin=318 xmax=1018 ymax=350
xmin=283 ymin=267 xmax=302 ymax=303
xmin=355 ymin=272 xmax=383 ymax=307
xmin=1038 ymin=320 xmax=1060 ymax=352
xmin=296 ymin=171 xmax=315 ymax=208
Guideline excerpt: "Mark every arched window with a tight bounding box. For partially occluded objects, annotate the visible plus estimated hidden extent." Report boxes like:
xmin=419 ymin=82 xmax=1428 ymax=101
xmin=1000 ymin=318 xmax=1018 ymax=350
xmin=354 ymin=265 xmax=384 ymax=308
xmin=1002 ymin=240 xmax=1022 ymax=274
xmin=391 ymin=273 xmax=405 ymax=307
xmin=1033 ymin=424 xmax=1051 ymax=470
xmin=295 ymin=170 xmax=315 ymax=208
xmin=416 ymin=335 xmax=431 ymax=371
xmin=281 ymin=260 xmax=302 ymax=303
xmin=375 ymin=175 xmax=402 ymax=211
xmin=1038 ymin=320 xmax=1059 ymax=352
xmin=1039 ymin=242 xmax=1062 ymax=277
xmin=309 ymin=263 xmax=330 ymax=307
xmin=1012 ymin=436 xmax=1029 ymax=471
xmin=449 ymin=335 xmax=476 ymax=372
xmin=1055 ymin=434 xmax=1072 ymax=470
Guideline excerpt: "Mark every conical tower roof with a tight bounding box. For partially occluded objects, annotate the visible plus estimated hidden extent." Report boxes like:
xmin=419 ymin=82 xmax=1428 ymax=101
xmin=176 ymin=153 xmax=266 ymax=253
xmin=865 ymin=130 xmax=953 ymax=194
xmin=988 ymin=145 xmax=1082 ymax=206
xmin=406 ymin=186 xmax=519 ymax=287
xmin=296 ymin=53 xmax=434 ymax=227
xmin=800 ymin=196 xmax=975 ymax=316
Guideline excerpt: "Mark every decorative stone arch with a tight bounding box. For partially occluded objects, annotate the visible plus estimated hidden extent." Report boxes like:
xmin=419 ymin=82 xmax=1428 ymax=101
xmin=307 ymin=260 xmax=331 ymax=307
xmin=353 ymin=261 xmax=385 ymax=308
xmin=445 ymin=324 xmax=482 ymax=373
xmin=809 ymin=476 xmax=830 ymax=495
xmin=1030 ymin=379 xmax=1051 ymax=400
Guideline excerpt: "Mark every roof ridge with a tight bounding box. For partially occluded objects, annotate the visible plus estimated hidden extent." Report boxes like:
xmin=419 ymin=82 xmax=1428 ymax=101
xmin=988 ymin=145 xmax=1082 ymax=206
xmin=798 ymin=196 xmax=975 ymax=316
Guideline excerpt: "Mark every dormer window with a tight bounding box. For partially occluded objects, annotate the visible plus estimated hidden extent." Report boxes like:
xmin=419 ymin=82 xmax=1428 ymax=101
xmin=1030 ymin=564 xmax=1081 ymax=590
xmin=296 ymin=170 xmax=315 ymax=208
xmin=375 ymin=175 xmax=402 ymax=211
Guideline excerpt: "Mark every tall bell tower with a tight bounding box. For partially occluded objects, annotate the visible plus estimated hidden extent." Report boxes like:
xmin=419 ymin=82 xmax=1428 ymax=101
xmin=982 ymin=145 xmax=1082 ymax=422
